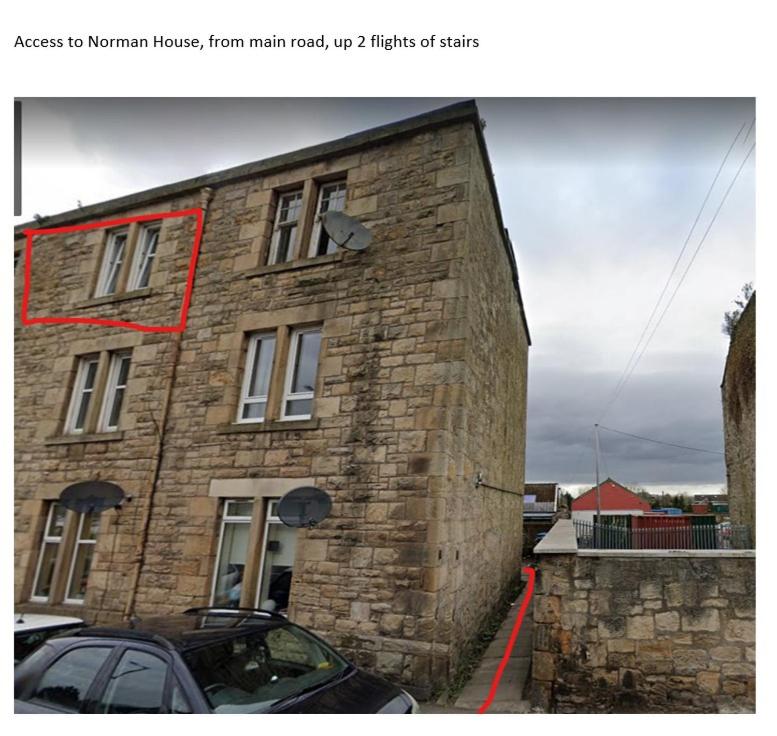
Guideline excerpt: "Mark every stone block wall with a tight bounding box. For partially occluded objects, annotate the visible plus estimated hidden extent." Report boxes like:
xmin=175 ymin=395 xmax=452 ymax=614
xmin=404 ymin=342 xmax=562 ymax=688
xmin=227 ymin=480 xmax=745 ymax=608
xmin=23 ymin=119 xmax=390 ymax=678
xmin=441 ymin=133 xmax=527 ymax=676
xmin=722 ymin=293 xmax=755 ymax=544
xmin=13 ymin=202 xmax=200 ymax=614
xmin=532 ymin=550 xmax=755 ymax=713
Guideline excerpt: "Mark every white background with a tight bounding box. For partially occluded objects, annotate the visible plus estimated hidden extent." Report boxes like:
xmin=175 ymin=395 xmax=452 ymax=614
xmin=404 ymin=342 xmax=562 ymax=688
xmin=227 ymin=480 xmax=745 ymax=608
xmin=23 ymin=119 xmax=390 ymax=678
xmin=2 ymin=0 xmax=775 ymax=731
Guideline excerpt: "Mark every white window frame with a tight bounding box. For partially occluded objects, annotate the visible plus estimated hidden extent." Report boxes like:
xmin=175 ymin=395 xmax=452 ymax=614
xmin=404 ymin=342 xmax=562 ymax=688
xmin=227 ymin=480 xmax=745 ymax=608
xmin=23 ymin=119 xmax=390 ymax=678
xmin=98 ymin=352 xmax=132 ymax=432
xmin=95 ymin=229 xmax=128 ymax=297
xmin=267 ymin=190 xmax=303 ymax=265
xmin=308 ymin=180 xmax=347 ymax=258
xmin=63 ymin=512 xmax=98 ymax=605
xmin=30 ymin=503 xmax=65 ymax=603
xmin=254 ymin=499 xmax=286 ymax=609
xmin=280 ymin=326 xmax=322 ymax=421
xmin=64 ymin=356 xmax=100 ymax=434
xmin=209 ymin=500 xmax=254 ymax=606
xmin=236 ymin=332 xmax=276 ymax=424
xmin=127 ymin=223 xmax=160 ymax=291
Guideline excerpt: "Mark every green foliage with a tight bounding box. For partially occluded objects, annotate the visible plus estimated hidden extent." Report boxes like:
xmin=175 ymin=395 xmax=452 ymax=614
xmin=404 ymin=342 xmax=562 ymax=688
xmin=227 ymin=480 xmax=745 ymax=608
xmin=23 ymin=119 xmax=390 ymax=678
xmin=722 ymin=282 xmax=754 ymax=337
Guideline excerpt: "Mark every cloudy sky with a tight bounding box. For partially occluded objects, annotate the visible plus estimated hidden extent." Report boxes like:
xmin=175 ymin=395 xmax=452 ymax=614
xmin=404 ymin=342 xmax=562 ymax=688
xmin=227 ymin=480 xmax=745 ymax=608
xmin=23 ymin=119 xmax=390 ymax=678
xmin=15 ymin=98 xmax=755 ymax=494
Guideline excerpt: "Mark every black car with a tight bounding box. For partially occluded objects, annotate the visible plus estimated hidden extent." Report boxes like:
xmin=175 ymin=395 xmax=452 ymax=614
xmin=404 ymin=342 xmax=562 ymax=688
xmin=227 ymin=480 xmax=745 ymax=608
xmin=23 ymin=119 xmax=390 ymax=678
xmin=14 ymin=607 xmax=418 ymax=714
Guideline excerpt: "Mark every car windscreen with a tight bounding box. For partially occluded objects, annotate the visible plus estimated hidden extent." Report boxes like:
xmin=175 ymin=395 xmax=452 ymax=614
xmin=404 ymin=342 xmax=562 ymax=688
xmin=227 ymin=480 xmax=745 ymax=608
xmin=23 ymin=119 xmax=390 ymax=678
xmin=183 ymin=623 xmax=349 ymax=713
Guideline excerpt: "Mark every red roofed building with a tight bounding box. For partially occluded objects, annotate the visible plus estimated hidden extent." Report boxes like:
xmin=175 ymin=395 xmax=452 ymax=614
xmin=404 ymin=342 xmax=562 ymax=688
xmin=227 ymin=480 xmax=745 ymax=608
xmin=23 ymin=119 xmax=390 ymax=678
xmin=572 ymin=478 xmax=651 ymax=522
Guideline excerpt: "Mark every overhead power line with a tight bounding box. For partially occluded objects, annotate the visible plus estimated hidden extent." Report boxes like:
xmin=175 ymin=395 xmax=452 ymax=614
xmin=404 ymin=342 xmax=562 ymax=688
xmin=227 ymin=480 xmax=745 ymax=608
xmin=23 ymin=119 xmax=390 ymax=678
xmin=597 ymin=121 xmax=755 ymax=423
xmin=598 ymin=424 xmax=724 ymax=456
xmin=610 ymin=141 xmax=755 ymax=403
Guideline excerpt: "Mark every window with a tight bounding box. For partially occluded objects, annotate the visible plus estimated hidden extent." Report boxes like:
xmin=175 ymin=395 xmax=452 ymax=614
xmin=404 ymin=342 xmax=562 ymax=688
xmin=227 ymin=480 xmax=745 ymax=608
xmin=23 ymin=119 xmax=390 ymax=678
xmin=237 ymin=332 xmax=276 ymax=423
xmin=211 ymin=500 xmax=254 ymax=608
xmin=209 ymin=499 xmax=298 ymax=614
xmin=171 ymin=680 xmax=192 ymax=714
xmin=64 ymin=512 xmax=100 ymax=603
xmin=32 ymin=646 xmax=112 ymax=712
xmin=64 ymin=356 xmax=99 ymax=434
xmin=233 ymin=324 xmax=323 ymax=425
xmin=15 ymin=622 xmax=82 ymax=664
xmin=97 ymin=649 xmax=168 ymax=714
xmin=30 ymin=502 xmax=102 ymax=604
xmin=267 ymin=190 xmax=303 ymax=265
xmin=281 ymin=327 xmax=322 ymax=420
xmin=256 ymin=500 xmax=297 ymax=613
xmin=95 ymin=229 xmax=128 ymax=297
xmin=127 ymin=224 xmax=160 ymax=290
xmin=30 ymin=503 xmax=67 ymax=601
xmin=98 ymin=352 xmax=131 ymax=432
xmin=64 ymin=350 xmax=132 ymax=436
xmin=309 ymin=181 xmax=347 ymax=257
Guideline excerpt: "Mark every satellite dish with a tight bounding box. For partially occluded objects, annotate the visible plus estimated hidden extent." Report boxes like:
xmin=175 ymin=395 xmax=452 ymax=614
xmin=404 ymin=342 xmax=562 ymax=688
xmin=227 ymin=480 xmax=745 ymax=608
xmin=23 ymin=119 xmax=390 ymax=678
xmin=59 ymin=481 xmax=125 ymax=513
xmin=277 ymin=486 xmax=332 ymax=529
xmin=321 ymin=211 xmax=372 ymax=251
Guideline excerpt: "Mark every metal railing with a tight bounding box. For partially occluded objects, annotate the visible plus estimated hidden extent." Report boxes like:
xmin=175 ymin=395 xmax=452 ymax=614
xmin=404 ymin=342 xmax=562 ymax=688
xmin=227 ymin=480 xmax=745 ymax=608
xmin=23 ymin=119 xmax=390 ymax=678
xmin=524 ymin=501 xmax=556 ymax=513
xmin=574 ymin=520 xmax=752 ymax=550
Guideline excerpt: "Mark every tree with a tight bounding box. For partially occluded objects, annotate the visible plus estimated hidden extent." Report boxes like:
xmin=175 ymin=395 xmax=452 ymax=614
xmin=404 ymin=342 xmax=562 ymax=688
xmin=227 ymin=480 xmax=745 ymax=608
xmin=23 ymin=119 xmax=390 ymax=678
xmin=722 ymin=282 xmax=754 ymax=337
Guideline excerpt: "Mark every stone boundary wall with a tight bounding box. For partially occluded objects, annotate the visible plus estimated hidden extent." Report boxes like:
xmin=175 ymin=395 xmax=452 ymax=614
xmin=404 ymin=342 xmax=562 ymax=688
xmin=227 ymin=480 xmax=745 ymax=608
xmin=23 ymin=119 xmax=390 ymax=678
xmin=531 ymin=521 xmax=755 ymax=713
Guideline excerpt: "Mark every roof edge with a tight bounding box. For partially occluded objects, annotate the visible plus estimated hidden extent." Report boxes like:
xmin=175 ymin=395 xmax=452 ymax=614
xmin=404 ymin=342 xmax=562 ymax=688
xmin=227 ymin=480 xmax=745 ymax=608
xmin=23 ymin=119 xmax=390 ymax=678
xmin=14 ymin=98 xmax=531 ymax=346
xmin=470 ymin=121 xmax=531 ymax=346
xmin=14 ymin=100 xmax=479 ymax=234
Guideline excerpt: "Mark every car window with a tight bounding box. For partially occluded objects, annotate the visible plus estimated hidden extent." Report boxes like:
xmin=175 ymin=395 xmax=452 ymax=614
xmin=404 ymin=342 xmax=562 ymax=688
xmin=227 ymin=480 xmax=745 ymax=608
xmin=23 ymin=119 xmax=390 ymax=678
xmin=265 ymin=626 xmax=318 ymax=666
xmin=96 ymin=648 xmax=169 ymax=714
xmin=15 ymin=624 xmax=80 ymax=664
xmin=32 ymin=646 xmax=113 ymax=712
xmin=183 ymin=623 xmax=348 ymax=713
xmin=171 ymin=679 xmax=192 ymax=713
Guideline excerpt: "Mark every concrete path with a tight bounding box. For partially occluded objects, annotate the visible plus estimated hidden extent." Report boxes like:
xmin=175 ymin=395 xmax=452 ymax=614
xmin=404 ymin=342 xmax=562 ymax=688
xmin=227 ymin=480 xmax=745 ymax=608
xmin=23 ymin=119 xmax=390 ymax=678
xmin=450 ymin=574 xmax=533 ymax=713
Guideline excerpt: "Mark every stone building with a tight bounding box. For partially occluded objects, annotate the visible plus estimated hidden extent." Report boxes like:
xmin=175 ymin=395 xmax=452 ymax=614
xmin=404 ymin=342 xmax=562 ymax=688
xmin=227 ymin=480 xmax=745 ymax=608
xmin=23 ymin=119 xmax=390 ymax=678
xmin=721 ymin=293 xmax=755 ymax=544
xmin=13 ymin=100 xmax=530 ymax=695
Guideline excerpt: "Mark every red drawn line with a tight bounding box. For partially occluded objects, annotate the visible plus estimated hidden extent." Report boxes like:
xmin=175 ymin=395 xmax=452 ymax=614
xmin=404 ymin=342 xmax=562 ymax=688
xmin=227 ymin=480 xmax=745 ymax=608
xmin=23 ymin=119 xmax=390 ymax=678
xmin=21 ymin=207 xmax=204 ymax=334
xmin=478 ymin=565 xmax=536 ymax=714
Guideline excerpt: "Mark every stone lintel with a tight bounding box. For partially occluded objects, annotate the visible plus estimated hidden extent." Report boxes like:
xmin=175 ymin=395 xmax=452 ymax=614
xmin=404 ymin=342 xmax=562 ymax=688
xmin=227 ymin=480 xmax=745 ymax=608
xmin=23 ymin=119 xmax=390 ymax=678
xmin=208 ymin=477 xmax=315 ymax=498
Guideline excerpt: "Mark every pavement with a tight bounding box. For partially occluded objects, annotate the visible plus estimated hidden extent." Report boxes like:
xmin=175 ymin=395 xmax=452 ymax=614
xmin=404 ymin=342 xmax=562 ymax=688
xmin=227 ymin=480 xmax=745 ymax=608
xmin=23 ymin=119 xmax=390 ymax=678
xmin=420 ymin=574 xmax=534 ymax=714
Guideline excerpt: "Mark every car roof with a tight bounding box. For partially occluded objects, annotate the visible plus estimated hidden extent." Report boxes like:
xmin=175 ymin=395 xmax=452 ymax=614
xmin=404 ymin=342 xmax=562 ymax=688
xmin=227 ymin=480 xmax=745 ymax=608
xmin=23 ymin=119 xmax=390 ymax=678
xmin=14 ymin=613 xmax=84 ymax=633
xmin=64 ymin=611 xmax=288 ymax=652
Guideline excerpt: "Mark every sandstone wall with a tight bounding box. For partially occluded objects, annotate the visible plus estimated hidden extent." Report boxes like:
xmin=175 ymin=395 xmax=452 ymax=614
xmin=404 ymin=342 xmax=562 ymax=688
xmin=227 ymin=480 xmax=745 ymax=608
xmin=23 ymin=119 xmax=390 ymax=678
xmin=532 ymin=552 xmax=755 ymax=713
xmin=13 ymin=203 xmax=200 ymax=614
xmin=722 ymin=294 xmax=755 ymax=543
xmin=133 ymin=125 xmax=478 ymax=695
xmin=441 ymin=129 xmax=527 ymax=677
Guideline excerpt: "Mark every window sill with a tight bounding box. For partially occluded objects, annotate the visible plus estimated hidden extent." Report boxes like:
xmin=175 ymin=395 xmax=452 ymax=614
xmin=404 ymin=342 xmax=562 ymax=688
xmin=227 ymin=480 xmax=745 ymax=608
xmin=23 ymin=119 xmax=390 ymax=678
xmin=244 ymin=251 xmax=342 ymax=278
xmin=75 ymin=287 xmax=153 ymax=309
xmin=217 ymin=419 xmax=319 ymax=434
xmin=45 ymin=431 xmax=125 ymax=446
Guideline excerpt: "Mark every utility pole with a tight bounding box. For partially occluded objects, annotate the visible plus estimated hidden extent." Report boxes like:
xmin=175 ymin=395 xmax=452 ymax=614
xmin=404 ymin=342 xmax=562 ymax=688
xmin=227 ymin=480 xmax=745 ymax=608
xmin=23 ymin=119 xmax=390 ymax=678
xmin=594 ymin=423 xmax=601 ymax=544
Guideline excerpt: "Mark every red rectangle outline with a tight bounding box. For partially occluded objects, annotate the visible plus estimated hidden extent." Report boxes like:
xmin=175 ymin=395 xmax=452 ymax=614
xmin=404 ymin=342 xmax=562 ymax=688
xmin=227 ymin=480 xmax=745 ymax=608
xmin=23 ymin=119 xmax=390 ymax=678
xmin=21 ymin=208 xmax=204 ymax=334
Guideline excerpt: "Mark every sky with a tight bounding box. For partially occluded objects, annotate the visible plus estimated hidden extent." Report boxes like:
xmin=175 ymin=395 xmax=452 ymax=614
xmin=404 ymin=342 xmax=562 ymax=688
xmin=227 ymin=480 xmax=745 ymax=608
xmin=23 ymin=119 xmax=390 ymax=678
xmin=15 ymin=98 xmax=755 ymax=493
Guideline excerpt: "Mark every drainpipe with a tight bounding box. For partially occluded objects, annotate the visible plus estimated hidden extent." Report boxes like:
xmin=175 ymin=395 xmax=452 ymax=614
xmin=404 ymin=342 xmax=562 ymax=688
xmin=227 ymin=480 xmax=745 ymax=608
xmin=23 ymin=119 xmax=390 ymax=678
xmin=123 ymin=187 xmax=213 ymax=619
